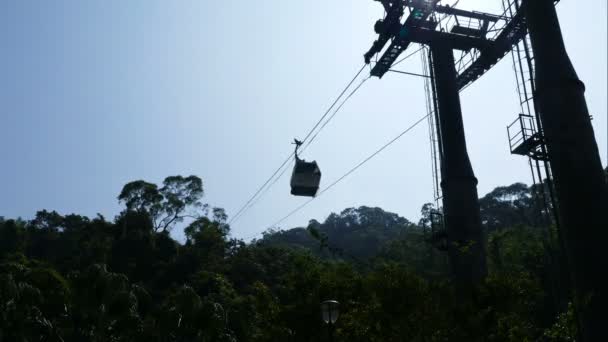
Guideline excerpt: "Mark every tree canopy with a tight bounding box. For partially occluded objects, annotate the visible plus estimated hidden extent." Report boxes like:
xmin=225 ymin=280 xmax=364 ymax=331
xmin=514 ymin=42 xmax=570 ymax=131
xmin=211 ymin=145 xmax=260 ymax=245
xmin=0 ymin=175 xmax=577 ymax=341
xmin=118 ymin=175 xmax=205 ymax=232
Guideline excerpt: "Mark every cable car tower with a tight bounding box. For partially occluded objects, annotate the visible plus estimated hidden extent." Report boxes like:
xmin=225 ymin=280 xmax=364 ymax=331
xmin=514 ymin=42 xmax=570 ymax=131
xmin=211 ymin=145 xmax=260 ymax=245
xmin=364 ymin=0 xmax=536 ymax=285
xmin=364 ymin=0 xmax=608 ymax=339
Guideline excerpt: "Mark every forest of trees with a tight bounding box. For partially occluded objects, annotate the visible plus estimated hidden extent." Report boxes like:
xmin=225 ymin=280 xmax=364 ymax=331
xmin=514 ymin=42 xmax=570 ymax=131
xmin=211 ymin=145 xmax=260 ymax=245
xmin=0 ymin=175 xmax=581 ymax=341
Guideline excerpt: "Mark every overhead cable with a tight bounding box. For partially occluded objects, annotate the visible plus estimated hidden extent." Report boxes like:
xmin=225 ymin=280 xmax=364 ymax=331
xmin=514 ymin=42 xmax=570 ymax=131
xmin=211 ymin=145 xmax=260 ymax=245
xmin=301 ymin=64 xmax=368 ymax=143
xmin=228 ymin=153 xmax=293 ymax=225
xmin=301 ymin=75 xmax=371 ymax=154
xmin=247 ymin=113 xmax=430 ymax=240
xmin=228 ymin=64 xmax=367 ymax=225
xmin=235 ymin=76 xmax=373 ymax=223
xmin=390 ymin=45 xmax=425 ymax=68
xmin=387 ymin=69 xmax=431 ymax=78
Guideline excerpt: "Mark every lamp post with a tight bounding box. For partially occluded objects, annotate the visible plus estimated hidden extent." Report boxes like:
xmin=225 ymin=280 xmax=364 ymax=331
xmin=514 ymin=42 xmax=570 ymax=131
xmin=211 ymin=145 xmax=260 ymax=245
xmin=320 ymin=300 xmax=339 ymax=342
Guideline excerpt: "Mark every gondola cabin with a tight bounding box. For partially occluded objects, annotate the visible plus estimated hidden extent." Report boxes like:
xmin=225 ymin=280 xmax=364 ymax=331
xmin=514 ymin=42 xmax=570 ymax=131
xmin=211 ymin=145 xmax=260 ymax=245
xmin=290 ymin=157 xmax=321 ymax=197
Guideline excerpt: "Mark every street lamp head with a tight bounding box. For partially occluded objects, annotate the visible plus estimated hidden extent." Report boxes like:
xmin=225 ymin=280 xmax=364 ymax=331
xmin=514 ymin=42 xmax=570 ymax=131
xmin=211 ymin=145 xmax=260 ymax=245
xmin=320 ymin=300 xmax=340 ymax=324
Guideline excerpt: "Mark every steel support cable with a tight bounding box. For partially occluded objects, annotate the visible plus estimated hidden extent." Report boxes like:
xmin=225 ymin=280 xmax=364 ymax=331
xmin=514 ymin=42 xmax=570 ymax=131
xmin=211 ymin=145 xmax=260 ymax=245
xmin=228 ymin=153 xmax=293 ymax=225
xmin=300 ymin=76 xmax=371 ymax=154
xmin=421 ymin=46 xmax=442 ymax=207
xmin=228 ymin=64 xmax=367 ymax=225
xmin=232 ymin=74 xmax=372 ymax=225
xmin=301 ymin=64 xmax=368 ymax=144
xmin=390 ymin=45 xmax=425 ymax=68
xmin=387 ymin=69 xmax=431 ymax=78
xmin=236 ymin=0 xmax=462 ymax=232
xmin=317 ymin=113 xmax=429 ymax=198
xmin=245 ymin=113 xmax=430 ymax=240
xmin=233 ymin=161 xmax=292 ymax=224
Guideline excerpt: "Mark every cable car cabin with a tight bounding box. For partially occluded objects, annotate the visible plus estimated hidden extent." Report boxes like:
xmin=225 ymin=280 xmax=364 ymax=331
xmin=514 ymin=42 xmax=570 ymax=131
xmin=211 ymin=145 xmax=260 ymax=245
xmin=290 ymin=158 xmax=321 ymax=197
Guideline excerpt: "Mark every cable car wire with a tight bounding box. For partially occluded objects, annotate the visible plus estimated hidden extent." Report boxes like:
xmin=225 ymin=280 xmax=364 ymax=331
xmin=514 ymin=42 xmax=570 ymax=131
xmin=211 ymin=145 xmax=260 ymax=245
xmin=246 ymin=112 xmax=430 ymax=240
xmin=301 ymin=64 xmax=368 ymax=144
xmin=318 ymin=113 xmax=429 ymax=197
xmin=228 ymin=64 xmax=367 ymax=225
xmin=390 ymin=45 xmax=425 ymax=68
xmin=387 ymin=69 xmax=431 ymax=78
xmin=233 ymin=38 xmax=436 ymax=227
xmin=300 ymin=75 xmax=371 ymax=154
xmin=232 ymin=71 xmax=371 ymax=225
xmin=238 ymin=0 xmax=462 ymax=235
xmin=232 ymin=161 xmax=292 ymax=224
xmin=241 ymin=0 xmax=464 ymax=237
xmin=228 ymin=153 xmax=293 ymax=225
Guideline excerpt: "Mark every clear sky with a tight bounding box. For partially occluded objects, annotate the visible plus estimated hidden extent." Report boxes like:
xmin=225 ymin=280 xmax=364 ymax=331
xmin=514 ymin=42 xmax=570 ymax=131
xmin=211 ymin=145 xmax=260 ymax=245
xmin=1 ymin=0 xmax=606 ymax=241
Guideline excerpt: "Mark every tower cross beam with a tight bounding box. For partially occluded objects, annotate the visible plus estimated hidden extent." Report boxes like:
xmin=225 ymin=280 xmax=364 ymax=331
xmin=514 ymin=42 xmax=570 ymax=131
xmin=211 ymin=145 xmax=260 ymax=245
xmin=365 ymin=1 xmax=522 ymax=81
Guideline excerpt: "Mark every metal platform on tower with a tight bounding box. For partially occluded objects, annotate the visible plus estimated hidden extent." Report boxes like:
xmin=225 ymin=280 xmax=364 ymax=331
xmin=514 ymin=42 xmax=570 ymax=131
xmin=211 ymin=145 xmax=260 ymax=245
xmin=501 ymin=0 xmax=559 ymax=232
xmin=507 ymin=114 xmax=548 ymax=161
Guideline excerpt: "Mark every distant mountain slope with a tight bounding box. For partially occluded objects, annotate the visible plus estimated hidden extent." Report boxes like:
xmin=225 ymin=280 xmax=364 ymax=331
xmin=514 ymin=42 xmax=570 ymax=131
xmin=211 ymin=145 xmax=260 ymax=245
xmin=257 ymin=181 xmax=556 ymax=261
xmin=257 ymin=206 xmax=418 ymax=260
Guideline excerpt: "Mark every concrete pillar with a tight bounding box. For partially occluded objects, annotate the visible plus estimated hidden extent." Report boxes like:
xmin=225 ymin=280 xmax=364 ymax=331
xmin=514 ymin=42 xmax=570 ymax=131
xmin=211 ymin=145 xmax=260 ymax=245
xmin=524 ymin=0 xmax=608 ymax=340
xmin=431 ymin=41 xmax=487 ymax=286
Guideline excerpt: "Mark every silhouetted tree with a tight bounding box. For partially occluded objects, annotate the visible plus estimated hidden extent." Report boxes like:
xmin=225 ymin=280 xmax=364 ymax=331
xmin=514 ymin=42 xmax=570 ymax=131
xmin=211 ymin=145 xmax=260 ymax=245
xmin=118 ymin=175 xmax=205 ymax=232
xmin=0 ymin=179 xmax=579 ymax=341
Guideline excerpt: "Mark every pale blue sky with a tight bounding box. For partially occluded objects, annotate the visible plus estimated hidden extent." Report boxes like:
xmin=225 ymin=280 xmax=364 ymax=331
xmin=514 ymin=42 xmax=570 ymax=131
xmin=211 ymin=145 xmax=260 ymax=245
xmin=1 ymin=0 xmax=606 ymax=241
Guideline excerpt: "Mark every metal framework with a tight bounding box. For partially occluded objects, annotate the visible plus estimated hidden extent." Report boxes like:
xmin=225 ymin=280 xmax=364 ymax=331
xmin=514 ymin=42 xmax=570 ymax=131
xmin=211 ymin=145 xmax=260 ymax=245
xmin=362 ymin=0 xmax=563 ymax=286
xmin=364 ymin=0 xmax=607 ymax=338
xmin=364 ymin=0 xmax=518 ymax=285
xmin=503 ymin=0 xmax=560 ymax=233
xmin=501 ymin=0 xmax=569 ymax=314
xmin=365 ymin=0 xmax=530 ymax=88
